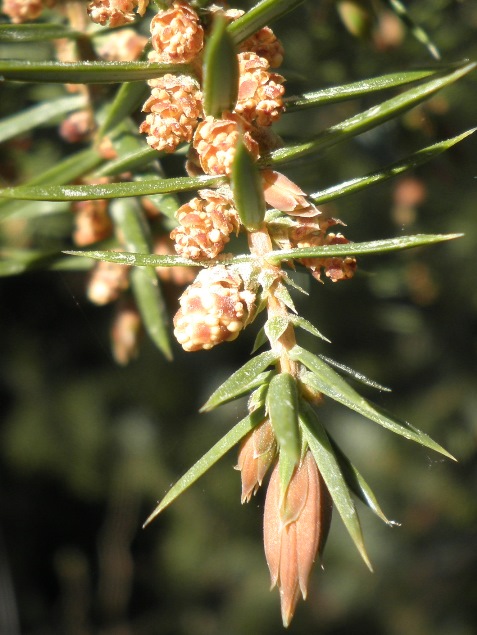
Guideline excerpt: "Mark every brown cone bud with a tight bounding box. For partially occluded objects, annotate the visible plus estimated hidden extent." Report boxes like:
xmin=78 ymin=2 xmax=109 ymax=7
xmin=263 ymin=451 xmax=332 ymax=627
xmin=87 ymin=0 xmax=147 ymax=27
xmin=240 ymin=27 xmax=285 ymax=68
xmin=173 ymin=266 xmax=256 ymax=351
xmin=87 ymin=260 xmax=130 ymax=306
xmin=95 ymin=28 xmax=147 ymax=61
xmin=2 ymin=0 xmax=43 ymax=22
xmin=111 ymin=300 xmax=142 ymax=365
xmin=150 ymin=1 xmax=203 ymax=64
xmin=140 ymin=74 xmax=202 ymax=153
xmin=235 ymin=52 xmax=285 ymax=127
xmin=262 ymin=170 xmax=321 ymax=217
xmin=237 ymin=419 xmax=277 ymax=503
xmin=193 ymin=113 xmax=259 ymax=176
xmin=60 ymin=111 xmax=94 ymax=144
xmin=217 ymin=8 xmax=284 ymax=68
xmin=171 ymin=188 xmax=239 ymax=260
xmin=72 ymin=198 xmax=113 ymax=247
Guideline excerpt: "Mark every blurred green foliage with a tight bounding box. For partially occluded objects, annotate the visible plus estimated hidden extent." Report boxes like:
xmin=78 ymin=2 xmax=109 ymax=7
xmin=1 ymin=1 xmax=476 ymax=634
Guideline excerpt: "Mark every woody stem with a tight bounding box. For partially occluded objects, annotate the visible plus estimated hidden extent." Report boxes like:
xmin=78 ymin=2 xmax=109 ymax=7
xmin=248 ymin=225 xmax=298 ymax=377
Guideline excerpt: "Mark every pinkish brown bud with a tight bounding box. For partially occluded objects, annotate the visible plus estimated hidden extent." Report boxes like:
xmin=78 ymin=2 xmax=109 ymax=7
xmin=262 ymin=170 xmax=321 ymax=217
xmin=192 ymin=113 xmax=259 ymax=176
xmin=1 ymin=0 xmax=48 ymax=23
xmin=60 ymin=111 xmax=94 ymax=144
xmin=171 ymin=188 xmax=239 ymax=260
xmin=263 ymin=451 xmax=332 ymax=627
xmin=240 ymin=27 xmax=285 ymax=68
xmin=140 ymin=74 xmax=202 ymax=153
xmin=110 ymin=300 xmax=142 ymax=365
xmin=87 ymin=259 xmax=130 ymax=305
xmin=173 ymin=266 xmax=256 ymax=351
xmin=216 ymin=8 xmax=284 ymax=68
xmin=237 ymin=419 xmax=277 ymax=503
xmin=87 ymin=0 xmax=147 ymax=27
xmin=150 ymin=1 xmax=203 ymax=64
xmin=235 ymin=52 xmax=285 ymax=127
xmin=72 ymin=198 xmax=113 ymax=247
xmin=95 ymin=28 xmax=147 ymax=61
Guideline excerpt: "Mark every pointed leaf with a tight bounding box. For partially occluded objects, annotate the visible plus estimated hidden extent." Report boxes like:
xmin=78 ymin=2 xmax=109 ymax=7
xmin=248 ymin=382 xmax=269 ymax=412
xmin=0 ymin=174 xmax=225 ymax=202
xmin=264 ymin=316 xmax=289 ymax=344
xmin=251 ymin=325 xmax=268 ymax=353
xmin=64 ymin=249 xmax=205 ymax=268
xmin=210 ymin=369 xmax=275 ymax=410
xmin=201 ymin=350 xmax=279 ymax=412
xmin=98 ymin=82 xmax=150 ymax=138
xmin=228 ymin=0 xmax=306 ymax=45
xmin=268 ymin=373 xmax=300 ymax=465
xmin=232 ymin=138 xmax=266 ymax=230
xmin=317 ymin=355 xmax=391 ymax=392
xmin=143 ymin=407 xmax=266 ymax=526
xmin=328 ymin=434 xmax=397 ymax=526
xmin=96 ymin=146 xmax=158 ymax=178
xmin=0 ymin=148 xmax=103 ymax=221
xmin=310 ymin=129 xmax=476 ymax=204
xmin=385 ymin=0 xmax=440 ymax=59
xmin=266 ymin=62 xmax=476 ymax=166
xmin=0 ymin=60 xmax=194 ymax=83
xmin=110 ymin=199 xmax=171 ymax=359
xmin=273 ymin=282 xmax=296 ymax=313
xmin=0 ymin=23 xmax=81 ymax=41
xmin=291 ymin=345 xmax=455 ymax=460
xmin=300 ymin=402 xmax=373 ymax=570
xmin=130 ymin=266 xmax=172 ymax=360
xmin=267 ymin=233 xmax=463 ymax=262
xmin=0 ymin=94 xmax=86 ymax=144
xmin=282 ymin=272 xmax=308 ymax=295
xmin=283 ymin=67 xmax=453 ymax=111
xmin=203 ymin=14 xmax=238 ymax=117
xmin=289 ymin=315 xmax=330 ymax=343
xmin=0 ymin=250 xmax=93 ymax=276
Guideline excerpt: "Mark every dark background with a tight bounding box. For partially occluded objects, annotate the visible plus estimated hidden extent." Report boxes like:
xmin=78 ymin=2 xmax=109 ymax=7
xmin=1 ymin=1 xmax=476 ymax=633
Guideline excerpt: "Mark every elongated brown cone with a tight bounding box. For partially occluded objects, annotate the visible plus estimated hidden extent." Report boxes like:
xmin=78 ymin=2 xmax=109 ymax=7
xmin=263 ymin=451 xmax=332 ymax=627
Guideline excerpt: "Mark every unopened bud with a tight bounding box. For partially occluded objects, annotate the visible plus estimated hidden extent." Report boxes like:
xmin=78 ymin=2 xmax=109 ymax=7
xmin=237 ymin=419 xmax=277 ymax=503
xmin=140 ymin=74 xmax=202 ymax=153
xmin=150 ymin=1 xmax=203 ymax=64
xmin=235 ymin=53 xmax=285 ymax=127
xmin=262 ymin=170 xmax=320 ymax=217
xmin=193 ymin=113 xmax=259 ymax=176
xmin=171 ymin=188 xmax=239 ymax=260
xmin=87 ymin=260 xmax=130 ymax=306
xmin=263 ymin=451 xmax=332 ymax=627
xmin=173 ymin=266 xmax=256 ymax=351
xmin=87 ymin=0 xmax=147 ymax=27
xmin=60 ymin=111 xmax=94 ymax=144
xmin=111 ymin=300 xmax=142 ymax=365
